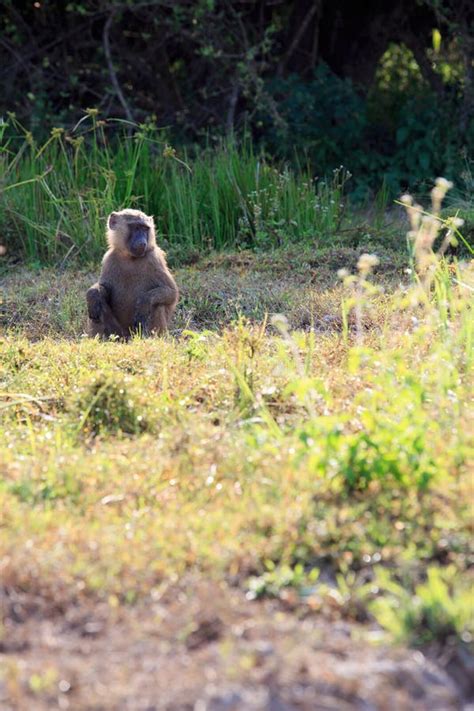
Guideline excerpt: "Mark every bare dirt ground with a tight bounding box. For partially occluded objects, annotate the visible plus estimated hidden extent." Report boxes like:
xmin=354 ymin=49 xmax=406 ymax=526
xmin=1 ymin=579 xmax=468 ymax=711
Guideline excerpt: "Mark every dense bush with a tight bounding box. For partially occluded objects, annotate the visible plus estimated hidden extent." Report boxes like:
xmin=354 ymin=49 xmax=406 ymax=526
xmin=259 ymin=63 xmax=474 ymax=198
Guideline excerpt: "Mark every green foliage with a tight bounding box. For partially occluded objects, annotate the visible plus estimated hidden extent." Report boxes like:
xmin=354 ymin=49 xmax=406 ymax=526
xmin=1 ymin=182 xmax=473 ymax=678
xmin=260 ymin=60 xmax=474 ymax=198
xmin=373 ymin=43 xmax=426 ymax=100
xmin=295 ymin=395 xmax=439 ymax=495
xmin=371 ymin=567 xmax=474 ymax=646
xmin=441 ymin=203 xmax=474 ymax=257
xmin=1 ymin=245 xmax=472 ymax=620
xmin=8 ymin=466 xmax=81 ymax=506
xmin=337 ymin=425 xmax=436 ymax=493
xmin=246 ymin=562 xmax=320 ymax=600
xmin=1 ymin=3 xmax=472 ymax=208
xmin=261 ymin=66 xmax=367 ymax=190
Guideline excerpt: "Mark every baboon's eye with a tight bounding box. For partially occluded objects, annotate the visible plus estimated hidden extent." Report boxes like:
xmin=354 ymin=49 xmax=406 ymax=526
xmin=129 ymin=222 xmax=149 ymax=234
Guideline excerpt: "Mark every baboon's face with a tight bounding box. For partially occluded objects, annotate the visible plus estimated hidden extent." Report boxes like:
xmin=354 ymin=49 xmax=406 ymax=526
xmin=107 ymin=210 xmax=155 ymax=258
xmin=125 ymin=218 xmax=150 ymax=257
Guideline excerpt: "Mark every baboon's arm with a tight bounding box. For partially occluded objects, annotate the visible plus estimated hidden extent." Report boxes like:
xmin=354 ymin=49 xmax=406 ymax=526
xmin=87 ymin=282 xmax=125 ymax=338
xmin=135 ymin=275 xmax=178 ymax=312
xmin=133 ymin=275 xmax=178 ymax=334
xmin=86 ymin=282 xmax=113 ymax=320
xmin=147 ymin=283 xmax=178 ymax=307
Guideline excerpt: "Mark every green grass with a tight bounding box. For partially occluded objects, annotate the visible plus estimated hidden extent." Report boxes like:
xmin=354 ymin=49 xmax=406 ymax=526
xmin=0 ymin=114 xmax=354 ymax=265
xmin=1 ymin=243 xmax=473 ymax=650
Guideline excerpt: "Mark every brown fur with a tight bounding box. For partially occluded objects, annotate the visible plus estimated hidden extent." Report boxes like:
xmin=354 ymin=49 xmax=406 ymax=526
xmin=86 ymin=209 xmax=178 ymax=339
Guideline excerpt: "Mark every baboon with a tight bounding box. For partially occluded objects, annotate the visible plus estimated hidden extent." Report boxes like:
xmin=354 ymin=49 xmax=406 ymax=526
xmin=86 ymin=209 xmax=178 ymax=339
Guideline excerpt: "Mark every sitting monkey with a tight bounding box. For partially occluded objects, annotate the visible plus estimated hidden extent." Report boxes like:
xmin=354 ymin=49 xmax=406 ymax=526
xmin=86 ymin=209 xmax=178 ymax=339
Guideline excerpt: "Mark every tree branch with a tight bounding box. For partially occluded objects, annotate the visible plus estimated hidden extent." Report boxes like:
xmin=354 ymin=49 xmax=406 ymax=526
xmin=226 ymin=84 xmax=239 ymax=135
xmin=103 ymin=12 xmax=134 ymax=123
xmin=277 ymin=1 xmax=321 ymax=76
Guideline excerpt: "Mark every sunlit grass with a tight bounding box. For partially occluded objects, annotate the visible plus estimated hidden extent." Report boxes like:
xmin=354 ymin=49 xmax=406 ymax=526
xmin=1 ymin=251 xmax=473 ymax=638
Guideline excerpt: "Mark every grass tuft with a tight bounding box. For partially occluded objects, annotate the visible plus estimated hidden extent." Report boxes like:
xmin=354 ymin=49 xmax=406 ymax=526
xmin=74 ymin=374 xmax=149 ymax=437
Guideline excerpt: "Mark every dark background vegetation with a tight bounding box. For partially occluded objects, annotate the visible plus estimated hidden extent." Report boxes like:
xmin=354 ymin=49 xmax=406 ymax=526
xmin=1 ymin=0 xmax=473 ymax=197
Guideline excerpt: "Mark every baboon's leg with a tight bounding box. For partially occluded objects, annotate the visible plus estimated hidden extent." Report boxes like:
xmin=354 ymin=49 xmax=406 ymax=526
xmin=133 ymin=284 xmax=178 ymax=337
xmin=150 ymin=305 xmax=170 ymax=335
xmin=132 ymin=305 xmax=167 ymax=336
xmin=86 ymin=284 xmax=105 ymax=322
xmin=88 ymin=303 xmax=126 ymax=339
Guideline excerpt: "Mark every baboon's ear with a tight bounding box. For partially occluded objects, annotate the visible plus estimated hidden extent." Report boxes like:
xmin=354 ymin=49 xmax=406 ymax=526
xmin=108 ymin=212 xmax=119 ymax=229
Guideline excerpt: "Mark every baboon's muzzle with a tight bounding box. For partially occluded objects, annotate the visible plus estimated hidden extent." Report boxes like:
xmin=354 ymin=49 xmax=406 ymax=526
xmin=130 ymin=229 xmax=148 ymax=257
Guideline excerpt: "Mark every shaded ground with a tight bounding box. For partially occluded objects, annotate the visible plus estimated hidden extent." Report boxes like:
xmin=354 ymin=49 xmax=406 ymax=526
xmin=1 ymin=580 xmax=464 ymax=711
xmin=0 ymin=246 xmax=407 ymax=339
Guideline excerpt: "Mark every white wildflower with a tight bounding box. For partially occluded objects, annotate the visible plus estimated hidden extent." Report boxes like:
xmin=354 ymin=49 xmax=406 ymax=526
xmin=357 ymin=253 xmax=379 ymax=273
xmin=435 ymin=177 xmax=453 ymax=191
xmin=271 ymin=314 xmax=289 ymax=331
xmin=421 ymin=215 xmax=437 ymax=228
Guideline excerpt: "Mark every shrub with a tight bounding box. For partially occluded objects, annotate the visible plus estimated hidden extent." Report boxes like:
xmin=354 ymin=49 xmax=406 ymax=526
xmin=74 ymin=374 xmax=148 ymax=437
xmin=371 ymin=567 xmax=474 ymax=646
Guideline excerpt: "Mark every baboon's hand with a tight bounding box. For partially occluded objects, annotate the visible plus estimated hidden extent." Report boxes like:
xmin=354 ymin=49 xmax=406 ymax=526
xmin=133 ymin=296 xmax=151 ymax=335
xmin=133 ymin=313 xmax=150 ymax=336
xmin=86 ymin=289 xmax=102 ymax=322
xmin=135 ymin=294 xmax=151 ymax=312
